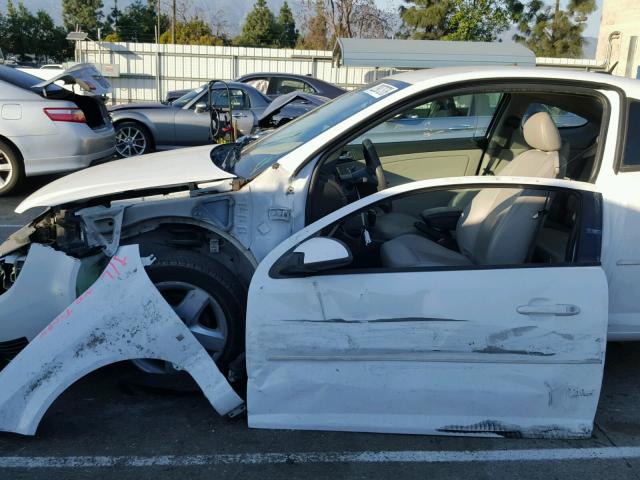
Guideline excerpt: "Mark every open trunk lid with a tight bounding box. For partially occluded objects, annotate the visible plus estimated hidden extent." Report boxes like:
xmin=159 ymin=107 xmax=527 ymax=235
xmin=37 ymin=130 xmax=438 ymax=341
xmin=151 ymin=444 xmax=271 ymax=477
xmin=33 ymin=63 xmax=112 ymax=96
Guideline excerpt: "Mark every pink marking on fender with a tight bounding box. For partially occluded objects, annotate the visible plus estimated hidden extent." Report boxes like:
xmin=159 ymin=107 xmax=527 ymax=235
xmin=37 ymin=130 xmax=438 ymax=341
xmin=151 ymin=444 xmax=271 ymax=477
xmin=74 ymin=288 xmax=94 ymax=305
xmin=39 ymin=255 xmax=129 ymax=338
xmin=39 ymin=308 xmax=73 ymax=339
xmin=100 ymin=270 xmax=114 ymax=280
xmin=109 ymin=262 xmax=121 ymax=276
xmin=111 ymin=256 xmax=128 ymax=266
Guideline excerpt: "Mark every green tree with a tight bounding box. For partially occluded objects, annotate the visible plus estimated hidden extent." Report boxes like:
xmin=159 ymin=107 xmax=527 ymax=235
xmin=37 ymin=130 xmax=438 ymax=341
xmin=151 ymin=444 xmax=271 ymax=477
xmin=510 ymin=0 xmax=596 ymax=57
xmin=276 ymin=1 xmax=298 ymax=48
xmin=160 ymin=17 xmax=224 ymax=45
xmin=399 ymin=0 xmax=511 ymax=41
xmin=399 ymin=0 xmax=452 ymax=40
xmin=235 ymin=0 xmax=278 ymax=47
xmin=103 ymin=0 xmax=168 ymax=42
xmin=62 ymin=0 xmax=104 ymax=38
xmin=0 ymin=1 xmax=70 ymax=63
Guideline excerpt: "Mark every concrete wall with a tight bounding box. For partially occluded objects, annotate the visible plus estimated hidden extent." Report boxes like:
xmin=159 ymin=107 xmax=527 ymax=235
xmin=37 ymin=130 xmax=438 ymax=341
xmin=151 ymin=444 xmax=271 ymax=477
xmin=596 ymin=0 xmax=640 ymax=78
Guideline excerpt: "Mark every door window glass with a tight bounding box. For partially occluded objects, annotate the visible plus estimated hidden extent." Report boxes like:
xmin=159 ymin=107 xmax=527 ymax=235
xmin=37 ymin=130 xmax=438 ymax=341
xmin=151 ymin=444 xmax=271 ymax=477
xmin=297 ymin=185 xmax=595 ymax=275
xmin=245 ymin=78 xmax=269 ymax=95
xmin=275 ymin=78 xmax=316 ymax=95
xmin=523 ymin=102 xmax=588 ymax=128
xmin=622 ymin=101 xmax=640 ymax=166
xmin=208 ymin=89 xmax=249 ymax=109
xmin=359 ymin=92 xmax=502 ymax=144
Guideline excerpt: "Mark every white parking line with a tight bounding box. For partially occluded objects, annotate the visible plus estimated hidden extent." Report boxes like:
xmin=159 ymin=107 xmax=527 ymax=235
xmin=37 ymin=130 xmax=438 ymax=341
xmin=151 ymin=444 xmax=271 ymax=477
xmin=0 ymin=225 xmax=21 ymax=228
xmin=2 ymin=446 xmax=640 ymax=468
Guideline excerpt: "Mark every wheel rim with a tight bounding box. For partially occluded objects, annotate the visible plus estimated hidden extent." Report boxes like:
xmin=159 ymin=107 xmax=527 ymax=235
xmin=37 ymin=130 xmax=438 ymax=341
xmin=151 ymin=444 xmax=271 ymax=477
xmin=132 ymin=281 xmax=229 ymax=374
xmin=115 ymin=125 xmax=147 ymax=157
xmin=0 ymin=148 xmax=13 ymax=188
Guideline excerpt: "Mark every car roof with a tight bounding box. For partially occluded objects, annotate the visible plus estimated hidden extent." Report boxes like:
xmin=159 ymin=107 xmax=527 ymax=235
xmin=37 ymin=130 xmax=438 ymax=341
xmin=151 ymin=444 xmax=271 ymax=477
xmin=389 ymin=66 xmax=640 ymax=99
xmin=239 ymin=72 xmax=341 ymax=87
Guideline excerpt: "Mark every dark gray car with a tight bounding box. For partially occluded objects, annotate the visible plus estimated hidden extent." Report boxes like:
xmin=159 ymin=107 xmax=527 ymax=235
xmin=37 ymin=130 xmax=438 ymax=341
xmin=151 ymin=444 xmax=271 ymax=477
xmin=165 ymin=73 xmax=346 ymax=103
xmin=109 ymin=82 xmax=270 ymax=158
xmin=237 ymin=73 xmax=346 ymax=100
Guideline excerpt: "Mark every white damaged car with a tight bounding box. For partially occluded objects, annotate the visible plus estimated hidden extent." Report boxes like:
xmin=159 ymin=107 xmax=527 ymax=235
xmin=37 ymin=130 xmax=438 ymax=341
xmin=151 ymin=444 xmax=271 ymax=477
xmin=1 ymin=66 xmax=640 ymax=439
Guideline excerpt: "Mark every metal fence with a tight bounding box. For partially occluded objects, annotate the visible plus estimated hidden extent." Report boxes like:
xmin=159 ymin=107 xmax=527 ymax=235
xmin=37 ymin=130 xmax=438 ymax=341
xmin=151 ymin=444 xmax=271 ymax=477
xmin=78 ymin=41 xmax=395 ymax=105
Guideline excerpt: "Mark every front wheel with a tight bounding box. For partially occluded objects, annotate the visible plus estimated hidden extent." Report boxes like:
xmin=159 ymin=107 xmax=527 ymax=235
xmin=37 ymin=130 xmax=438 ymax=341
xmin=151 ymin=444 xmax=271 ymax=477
xmin=115 ymin=122 xmax=152 ymax=158
xmin=132 ymin=250 xmax=246 ymax=375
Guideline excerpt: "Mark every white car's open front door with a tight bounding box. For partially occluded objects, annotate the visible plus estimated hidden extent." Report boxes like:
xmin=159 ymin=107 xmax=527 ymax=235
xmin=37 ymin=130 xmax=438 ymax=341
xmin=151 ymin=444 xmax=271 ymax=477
xmin=245 ymin=177 xmax=609 ymax=438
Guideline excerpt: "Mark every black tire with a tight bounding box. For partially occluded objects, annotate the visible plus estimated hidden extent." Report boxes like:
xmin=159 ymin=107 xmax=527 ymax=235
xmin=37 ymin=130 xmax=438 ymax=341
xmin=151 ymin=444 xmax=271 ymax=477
xmin=140 ymin=249 xmax=246 ymax=374
xmin=0 ymin=140 xmax=24 ymax=196
xmin=114 ymin=121 xmax=153 ymax=158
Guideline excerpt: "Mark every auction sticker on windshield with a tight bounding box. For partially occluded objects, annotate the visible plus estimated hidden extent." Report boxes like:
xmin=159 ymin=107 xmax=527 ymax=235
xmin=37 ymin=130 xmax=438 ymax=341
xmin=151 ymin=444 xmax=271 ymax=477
xmin=363 ymin=83 xmax=399 ymax=99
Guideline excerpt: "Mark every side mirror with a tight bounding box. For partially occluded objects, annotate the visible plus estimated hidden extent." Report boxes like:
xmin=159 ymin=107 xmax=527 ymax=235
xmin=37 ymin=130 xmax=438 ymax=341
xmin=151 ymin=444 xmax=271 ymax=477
xmin=273 ymin=237 xmax=352 ymax=277
xmin=194 ymin=102 xmax=208 ymax=114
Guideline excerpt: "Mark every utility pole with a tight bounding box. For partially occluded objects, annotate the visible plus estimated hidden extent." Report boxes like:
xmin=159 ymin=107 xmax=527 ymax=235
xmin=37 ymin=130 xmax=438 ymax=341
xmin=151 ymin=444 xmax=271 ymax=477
xmin=157 ymin=0 xmax=161 ymax=42
xmin=552 ymin=0 xmax=560 ymax=43
xmin=171 ymin=0 xmax=176 ymax=44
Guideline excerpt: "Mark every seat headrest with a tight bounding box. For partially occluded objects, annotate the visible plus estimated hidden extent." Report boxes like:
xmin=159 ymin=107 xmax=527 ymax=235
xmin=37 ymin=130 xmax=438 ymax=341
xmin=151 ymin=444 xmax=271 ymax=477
xmin=522 ymin=112 xmax=561 ymax=152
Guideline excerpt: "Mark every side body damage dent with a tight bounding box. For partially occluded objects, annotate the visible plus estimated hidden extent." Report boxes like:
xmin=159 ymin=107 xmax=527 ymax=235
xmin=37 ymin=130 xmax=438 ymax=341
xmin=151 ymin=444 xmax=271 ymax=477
xmin=246 ymin=264 xmax=608 ymax=439
xmin=0 ymin=245 xmax=244 ymax=436
xmin=0 ymin=244 xmax=80 ymax=343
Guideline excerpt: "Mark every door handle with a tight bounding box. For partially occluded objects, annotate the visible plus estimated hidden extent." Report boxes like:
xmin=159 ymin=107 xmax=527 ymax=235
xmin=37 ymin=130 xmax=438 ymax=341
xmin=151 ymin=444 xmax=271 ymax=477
xmin=448 ymin=124 xmax=472 ymax=130
xmin=232 ymin=113 xmax=248 ymax=118
xmin=516 ymin=304 xmax=580 ymax=316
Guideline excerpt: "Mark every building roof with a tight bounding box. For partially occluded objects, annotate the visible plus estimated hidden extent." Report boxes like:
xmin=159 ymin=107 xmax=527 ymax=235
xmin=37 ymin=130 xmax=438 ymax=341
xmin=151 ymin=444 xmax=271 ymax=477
xmin=332 ymin=38 xmax=536 ymax=69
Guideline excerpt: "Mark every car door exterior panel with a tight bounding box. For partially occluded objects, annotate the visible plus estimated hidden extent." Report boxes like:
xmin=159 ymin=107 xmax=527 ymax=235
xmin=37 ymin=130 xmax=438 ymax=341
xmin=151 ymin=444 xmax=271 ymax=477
xmin=247 ymin=267 xmax=607 ymax=438
xmin=174 ymin=101 xmax=211 ymax=146
xmin=246 ymin=178 xmax=608 ymax=438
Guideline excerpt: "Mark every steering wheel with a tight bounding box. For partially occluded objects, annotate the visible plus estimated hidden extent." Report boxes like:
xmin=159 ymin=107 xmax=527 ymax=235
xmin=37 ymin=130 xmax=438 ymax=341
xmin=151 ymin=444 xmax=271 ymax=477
xmin=209 ymin=107 xmax=221 ymax=141
xmin=362 ymin=138 xmax=387 ymax=191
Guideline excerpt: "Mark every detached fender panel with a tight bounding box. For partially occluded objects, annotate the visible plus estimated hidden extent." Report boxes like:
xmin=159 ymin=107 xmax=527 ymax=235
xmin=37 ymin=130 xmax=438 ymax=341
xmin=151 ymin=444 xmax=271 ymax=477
xmin=0 ymin=245 xmax=243 ymax=436
xmin=0 ymin=244 xmax=80 ymax=343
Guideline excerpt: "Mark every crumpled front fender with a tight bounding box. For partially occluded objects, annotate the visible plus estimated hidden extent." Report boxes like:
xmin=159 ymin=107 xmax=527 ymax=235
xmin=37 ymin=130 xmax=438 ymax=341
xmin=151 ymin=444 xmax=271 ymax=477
xmin=0 ymin=244 xmax=244 ymax=436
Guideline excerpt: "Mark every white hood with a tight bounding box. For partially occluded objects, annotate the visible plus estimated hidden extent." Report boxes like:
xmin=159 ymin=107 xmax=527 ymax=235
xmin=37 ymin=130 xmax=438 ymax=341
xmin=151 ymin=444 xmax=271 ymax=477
xmin=17 ymin=145 xmax=236 ymax=213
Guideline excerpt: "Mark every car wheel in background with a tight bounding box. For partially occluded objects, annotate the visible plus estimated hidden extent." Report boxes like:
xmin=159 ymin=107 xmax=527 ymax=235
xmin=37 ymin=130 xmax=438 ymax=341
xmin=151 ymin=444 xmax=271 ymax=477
xmin=0 ymin=140 xmax=24 ymax=196
xmin=132 ymin=250 xmax=246 ymax=376
xmin=114 ymin=122 xmax=152 ymax=158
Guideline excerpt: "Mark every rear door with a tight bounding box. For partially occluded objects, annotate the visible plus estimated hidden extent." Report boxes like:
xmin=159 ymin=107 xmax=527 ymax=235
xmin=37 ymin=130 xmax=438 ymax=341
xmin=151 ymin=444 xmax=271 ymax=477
xmin=246 ymin=178 xmax=608 ymax=437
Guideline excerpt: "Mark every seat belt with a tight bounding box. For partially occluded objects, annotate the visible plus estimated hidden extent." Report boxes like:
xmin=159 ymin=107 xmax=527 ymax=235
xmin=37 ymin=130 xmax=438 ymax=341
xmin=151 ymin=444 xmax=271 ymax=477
xmin=526 ymin=193 xmax=552 ymax=262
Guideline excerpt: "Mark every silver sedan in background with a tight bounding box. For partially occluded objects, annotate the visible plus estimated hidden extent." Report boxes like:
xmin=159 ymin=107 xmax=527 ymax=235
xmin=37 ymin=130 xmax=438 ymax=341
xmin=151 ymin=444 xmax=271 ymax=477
xmin=0 ymin=64 xmax=115 ymax=195
xmin=109 ymin=82 xmax=270 ymax=158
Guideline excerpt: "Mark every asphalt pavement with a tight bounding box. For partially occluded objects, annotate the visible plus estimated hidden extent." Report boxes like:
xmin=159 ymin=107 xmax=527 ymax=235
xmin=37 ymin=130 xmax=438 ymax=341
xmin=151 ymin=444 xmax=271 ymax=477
xmin=2 ymin=181 xmax=640 ymax=479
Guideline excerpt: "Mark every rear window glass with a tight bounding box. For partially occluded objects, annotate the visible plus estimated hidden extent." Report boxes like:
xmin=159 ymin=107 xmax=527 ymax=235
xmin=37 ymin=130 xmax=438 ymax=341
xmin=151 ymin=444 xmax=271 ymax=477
xmin=524 ymin=102 xmax=588 ymax=128
xmin=623 ymin=101 xmax=640 ymax=166
xmin=0 ymin=65 xmax=65 ymax=95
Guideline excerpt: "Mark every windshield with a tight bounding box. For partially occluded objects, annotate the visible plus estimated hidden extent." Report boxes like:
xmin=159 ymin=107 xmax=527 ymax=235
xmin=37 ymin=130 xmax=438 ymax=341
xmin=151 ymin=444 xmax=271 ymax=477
xmin=172 ymin=85 xmax=206 ymax=108
xmin=233 ymin=79 xmax=410 ymax=178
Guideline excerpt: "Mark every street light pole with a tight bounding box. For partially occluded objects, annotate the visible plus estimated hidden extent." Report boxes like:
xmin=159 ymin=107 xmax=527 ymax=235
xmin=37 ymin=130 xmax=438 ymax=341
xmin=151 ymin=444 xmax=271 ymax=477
xmin=172 ymin=0 xmax=176 ymax=44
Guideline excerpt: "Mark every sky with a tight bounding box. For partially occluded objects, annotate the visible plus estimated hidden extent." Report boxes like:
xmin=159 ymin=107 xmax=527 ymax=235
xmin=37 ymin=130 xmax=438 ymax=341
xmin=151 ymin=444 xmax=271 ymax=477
xmin=0 ymin=0 xmax=603 ymax=39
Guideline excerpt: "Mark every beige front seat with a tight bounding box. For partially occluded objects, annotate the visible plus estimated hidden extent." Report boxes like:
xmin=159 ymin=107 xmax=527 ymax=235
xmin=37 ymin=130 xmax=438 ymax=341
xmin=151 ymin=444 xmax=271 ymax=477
xmin=374 ymin=111 xmax=564 ymax=240
xmin=380 ymin=112 xmax=562 ymax=268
